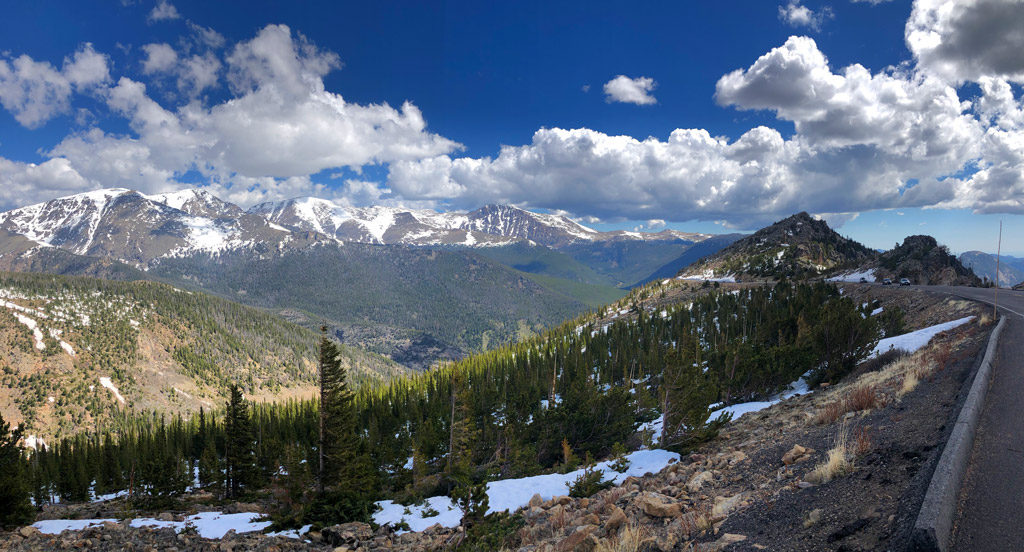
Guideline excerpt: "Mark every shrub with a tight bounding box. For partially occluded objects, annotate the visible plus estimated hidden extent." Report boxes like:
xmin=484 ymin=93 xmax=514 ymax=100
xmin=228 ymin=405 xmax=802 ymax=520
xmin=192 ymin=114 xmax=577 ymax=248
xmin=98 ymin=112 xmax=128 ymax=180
xmin=569 ymin=460 xmax=612 ymax=498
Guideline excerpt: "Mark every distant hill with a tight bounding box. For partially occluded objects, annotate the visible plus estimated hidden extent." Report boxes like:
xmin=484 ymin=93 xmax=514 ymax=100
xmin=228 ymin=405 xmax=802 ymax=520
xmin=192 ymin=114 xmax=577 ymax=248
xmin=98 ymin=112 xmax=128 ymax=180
xmin=631 ymin=234 xmax=744 ymax=287
xmin=0 ymin=271 xmax=402 ymax=442
xmin=147 ymin=242 xmax=599 ymax=368
xmin=876 ymin=235 xmax=980 ymax=286
xmin=677 ymin=212 xmax=876 ymax=280
xmin=959 ymin=251 xmax=1024 ymax=287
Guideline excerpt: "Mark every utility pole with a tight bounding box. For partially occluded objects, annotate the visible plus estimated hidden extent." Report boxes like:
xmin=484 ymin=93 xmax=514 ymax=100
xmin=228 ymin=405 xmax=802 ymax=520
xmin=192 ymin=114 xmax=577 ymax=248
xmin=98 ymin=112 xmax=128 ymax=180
xmin=994 ymin=220 xmax=1002 ymax=319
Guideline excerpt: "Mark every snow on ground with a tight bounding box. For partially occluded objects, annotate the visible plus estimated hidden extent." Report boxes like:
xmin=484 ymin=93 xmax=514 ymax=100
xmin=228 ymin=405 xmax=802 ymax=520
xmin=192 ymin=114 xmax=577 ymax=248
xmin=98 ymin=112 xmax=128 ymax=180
xmin=7 ymin=308 xmax=45 ymax=350
xmin=677 ymin=270 xmax=737 ymax=283
xmin=826 ymin=268 xmax=876 ymax=283
xmin=99 ymin=377 xmax=126 ymax=404
xmin=871 ymin=316 xmax=975 ymax=358
xmin=374 ymin=495 xmax=463 ymax=533
xmin=707 ymin=375 xmax=810 ymax=424
xmin=701 ymin=317 xmax=977 ymax=424
xmin=373 ymin=449 xmax=680 ymax=532
xmin=34 ymin=519 xmax=117 ymax=533
xmin=36 ymin=512 xmax=280 ymax=540
xmin=871 ymin=307 xmax=884 ymax=316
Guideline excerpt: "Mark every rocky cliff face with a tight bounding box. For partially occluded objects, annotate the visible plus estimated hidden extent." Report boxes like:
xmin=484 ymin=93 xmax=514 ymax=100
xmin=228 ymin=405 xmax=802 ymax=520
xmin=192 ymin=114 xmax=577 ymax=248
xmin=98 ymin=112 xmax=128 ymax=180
xmin=876 ymin=235 xmax=980 ymax=286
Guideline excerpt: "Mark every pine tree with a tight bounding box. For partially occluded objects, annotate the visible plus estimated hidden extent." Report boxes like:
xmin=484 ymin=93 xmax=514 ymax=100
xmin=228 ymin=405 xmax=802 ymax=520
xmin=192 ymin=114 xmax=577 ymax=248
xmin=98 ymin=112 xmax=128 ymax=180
xmin=224 ymin=384 xmax=256 ymax=499
xmin=307 ymin=331 xmax=375 ymax=524
xmin=661 ymin=340 xmax=729 ymax=452
xmin=0 ymin=413 xmax=34 ymax=528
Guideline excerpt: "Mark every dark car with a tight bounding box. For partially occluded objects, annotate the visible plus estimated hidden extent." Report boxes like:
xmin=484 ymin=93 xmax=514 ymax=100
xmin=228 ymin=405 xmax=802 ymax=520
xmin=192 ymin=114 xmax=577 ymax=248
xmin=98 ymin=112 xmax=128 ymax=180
xmin=859 ymin=277 xmax=868 ymax=283
xmin=883 ymin=278 xmax=893 ymax=285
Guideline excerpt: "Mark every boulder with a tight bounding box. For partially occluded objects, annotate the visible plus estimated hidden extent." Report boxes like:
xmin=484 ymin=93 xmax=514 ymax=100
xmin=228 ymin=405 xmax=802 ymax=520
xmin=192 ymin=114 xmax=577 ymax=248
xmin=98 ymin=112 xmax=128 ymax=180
xmin=322 ymin=522 xmax=373 ymax=546
xmin=687 ymin=470 xmax=715 ymax=493
xmin=711 ymin=492 xmax=746 ymax=519
xmin=636 ymin=493 xmax=682 ymax=518
xmin=605 ymin=506 xmax=627 ymax=533
xmin=782 ymin=445 xmax=813 ymax=465
xmin=529 ymin=493 xmax=545 ymax=508
xmin=556 ymin=525 xmax=598 ymax=552
xmin=18 ymin=526 xmax=39 ymax=538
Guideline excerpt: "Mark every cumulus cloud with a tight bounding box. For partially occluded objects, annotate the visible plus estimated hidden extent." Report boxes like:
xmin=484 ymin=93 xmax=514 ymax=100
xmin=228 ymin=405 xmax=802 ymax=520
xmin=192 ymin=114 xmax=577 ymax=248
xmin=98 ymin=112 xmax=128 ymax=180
xmin=0 ymin=44 xmax=109 ymax=128
xmin=141 ymin=43 xmax=178 ymax=74
xmin=0 ymin=25 xmax=460 ymax=208
xmin=778 ymin=1 xmax=833 ymax=30
xmin=907 ymin=0 xmax=1024 ymax=84
xmin=142 ymin=43 xmax=220 ymax=96
xmin=603 ymin=75 xmax=657 ymax=105
xmin=148 ymin=0 xmax=180 ymax=22
xmin=384 ymin=26 xmax=1024 ymax=226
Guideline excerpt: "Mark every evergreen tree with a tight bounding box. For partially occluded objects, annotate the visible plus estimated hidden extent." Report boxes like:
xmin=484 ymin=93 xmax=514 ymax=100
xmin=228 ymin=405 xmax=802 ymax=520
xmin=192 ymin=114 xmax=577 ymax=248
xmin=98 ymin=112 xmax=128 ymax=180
xmin=307 ymin=331 xmax=376 ymax=524
xmin=0 ymin=413 xmax=34 ymax=528
xmin=224 ymin=384 xmax=256 ymax=499
xmin=662 ymin=341 xmax=730 ymax=452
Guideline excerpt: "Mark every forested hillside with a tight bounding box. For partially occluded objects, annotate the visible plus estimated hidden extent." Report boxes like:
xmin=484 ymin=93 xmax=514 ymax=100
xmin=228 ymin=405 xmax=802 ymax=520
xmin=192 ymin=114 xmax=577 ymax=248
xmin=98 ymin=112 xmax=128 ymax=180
xmin=0 ymin=272 xmax=402 ymax=442
xmin=149 ymin=243 xmax=599 ymax=367
xmin=24 ymin=281 xmax=887 ymax=526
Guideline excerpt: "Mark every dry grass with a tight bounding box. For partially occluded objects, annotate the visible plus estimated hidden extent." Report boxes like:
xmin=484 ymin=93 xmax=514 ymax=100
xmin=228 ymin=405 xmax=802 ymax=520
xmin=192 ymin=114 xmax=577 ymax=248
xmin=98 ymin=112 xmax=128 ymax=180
xmin=806 ymin=423 xmax=854 ymax=484
xmin=594 ymin=524 xmax=648 ymax=552
xmin=899 ymin=370 xmax=920 ymax=396
xmin=853 ymin=426 xmax=873 ymax=457
xmin=814 ymin=384 xmax=882 ymax=425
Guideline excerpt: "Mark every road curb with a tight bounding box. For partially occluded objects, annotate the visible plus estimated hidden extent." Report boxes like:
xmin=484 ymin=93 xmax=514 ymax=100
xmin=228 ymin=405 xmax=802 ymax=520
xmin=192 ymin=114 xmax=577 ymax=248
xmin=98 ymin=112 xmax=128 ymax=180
xmin=910 ymin=316 xmax=1006 ymax=552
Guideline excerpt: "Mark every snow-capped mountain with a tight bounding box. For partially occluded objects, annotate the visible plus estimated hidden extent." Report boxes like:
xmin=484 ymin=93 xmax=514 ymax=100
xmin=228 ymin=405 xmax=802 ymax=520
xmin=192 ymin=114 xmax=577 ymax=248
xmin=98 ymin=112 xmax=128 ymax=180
xmin=247 ymin=197 xmax=515 ymax=247
xmin=250 ymin=197 xmax=713 ymax=249
xmin=0 ymin=187 xmax=717 ymax=268
xmin=0 ymin=189 xmax=294 ymax=266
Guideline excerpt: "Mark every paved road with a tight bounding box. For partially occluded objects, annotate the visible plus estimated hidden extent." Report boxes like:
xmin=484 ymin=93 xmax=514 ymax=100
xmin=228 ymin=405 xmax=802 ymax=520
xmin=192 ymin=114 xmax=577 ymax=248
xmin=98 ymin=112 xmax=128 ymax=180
xmin=915 ymin=286 xmax=1024 ymax=551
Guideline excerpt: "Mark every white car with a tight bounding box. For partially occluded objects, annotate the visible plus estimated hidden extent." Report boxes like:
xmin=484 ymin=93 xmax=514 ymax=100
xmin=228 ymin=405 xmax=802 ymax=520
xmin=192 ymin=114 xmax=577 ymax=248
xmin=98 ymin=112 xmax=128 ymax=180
xmin=899 ymin=278 xmax=911 ymax=286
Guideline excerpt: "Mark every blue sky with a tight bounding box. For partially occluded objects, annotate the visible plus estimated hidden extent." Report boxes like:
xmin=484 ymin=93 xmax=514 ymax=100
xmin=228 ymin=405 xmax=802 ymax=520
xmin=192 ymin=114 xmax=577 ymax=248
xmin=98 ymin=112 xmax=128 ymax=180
xmin=1 ymin=0 xmax=1023 ymax=254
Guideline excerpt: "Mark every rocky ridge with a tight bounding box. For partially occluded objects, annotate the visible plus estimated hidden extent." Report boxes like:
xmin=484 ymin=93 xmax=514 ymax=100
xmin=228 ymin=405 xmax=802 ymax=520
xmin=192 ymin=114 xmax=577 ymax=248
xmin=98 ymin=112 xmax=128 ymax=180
xmin=678 ymin=212 xmax=876 ymax=281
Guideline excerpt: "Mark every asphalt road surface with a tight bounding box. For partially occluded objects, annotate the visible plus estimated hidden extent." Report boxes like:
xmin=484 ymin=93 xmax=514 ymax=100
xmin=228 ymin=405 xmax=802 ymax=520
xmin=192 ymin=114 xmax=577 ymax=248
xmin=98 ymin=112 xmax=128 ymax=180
xmin=913 ymin=285 xmax=1024 ymax=551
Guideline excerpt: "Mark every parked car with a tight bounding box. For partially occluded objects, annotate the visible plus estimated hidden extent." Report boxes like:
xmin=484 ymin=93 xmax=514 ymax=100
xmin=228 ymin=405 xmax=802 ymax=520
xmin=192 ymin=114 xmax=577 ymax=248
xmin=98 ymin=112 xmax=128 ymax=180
xmin=882 ymin=278 xmax=893 ymax=285
xmin=899 ymin=278 xmax=911 ymax=286
xmin=859 ymin=277 xmax=868 ymax=283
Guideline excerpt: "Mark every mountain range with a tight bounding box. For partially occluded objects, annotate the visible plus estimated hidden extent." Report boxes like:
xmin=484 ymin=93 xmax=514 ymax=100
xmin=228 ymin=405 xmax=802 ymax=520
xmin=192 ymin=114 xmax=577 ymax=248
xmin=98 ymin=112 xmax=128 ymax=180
xmin=0 ymin=188 xmax=733 ymax=368
xmin=958 ymin=251 xmax=1024 ymax=287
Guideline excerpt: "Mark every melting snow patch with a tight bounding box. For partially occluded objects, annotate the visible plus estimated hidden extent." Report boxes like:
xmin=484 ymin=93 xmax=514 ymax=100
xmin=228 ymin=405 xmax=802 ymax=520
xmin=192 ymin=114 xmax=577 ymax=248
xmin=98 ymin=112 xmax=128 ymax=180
xmin=871 ymin=316 xmax=975 ymax=358
xmin=37 ymin=512 xmax=280 ymax=540
xmin=374 ymin=496 xmax=462 ymax=533
xmin=707 ymin=375 xmax=810 ymax=424
xmin=374 ymin=449 xmax=679 ymax=532
xmin=99 ymin=377 xmax=126 ymax=404
xmin=826 ymin=269 xmax=876 ymax=283
xmin=34 ymin=519 xmax=118 ymax=533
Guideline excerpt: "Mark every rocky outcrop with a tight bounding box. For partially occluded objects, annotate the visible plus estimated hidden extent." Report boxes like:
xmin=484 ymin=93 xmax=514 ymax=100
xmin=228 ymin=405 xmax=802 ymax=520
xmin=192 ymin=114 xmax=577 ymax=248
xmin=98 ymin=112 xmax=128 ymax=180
xmin=679 ymin=212 xmax=877 ymax=281
xmin=875 ymin=235 xmax=981 ymax=286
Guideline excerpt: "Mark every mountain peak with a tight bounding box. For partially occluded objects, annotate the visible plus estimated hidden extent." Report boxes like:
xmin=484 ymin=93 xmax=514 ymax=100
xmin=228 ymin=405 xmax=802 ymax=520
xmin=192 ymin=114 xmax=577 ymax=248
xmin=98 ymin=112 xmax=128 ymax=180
xmin=678 ymin=212 xmax=875 ymax=280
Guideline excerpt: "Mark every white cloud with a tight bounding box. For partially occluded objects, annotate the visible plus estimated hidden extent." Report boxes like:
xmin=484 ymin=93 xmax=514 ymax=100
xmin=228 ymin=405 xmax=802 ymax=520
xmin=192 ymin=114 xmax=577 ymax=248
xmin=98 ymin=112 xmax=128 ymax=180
xmin=141 ymin=43 xmax=178 ymax=74
xmin=187 ymin=21 xmax=226 ymax=49
xmin=0 ymin=25 xmax=460 ymax=209
xmin=0 ymin=156 xmax=91 ymax=208
xmin=383 ymin=30 xmax=1023 ymax=226
xmin=0 ymin=44 xmax=109 ymax=128
xmin=778 ymin=1 xmax=833 ymax=31
xmin=907 ymin=0 xmax=1024 ymax=84
xmin=148 ymin=0 xmax=181 ymax=22
xmin=852 ymin=0 xmax=894 ymax=4
xmin=603 ymin=75 xmax=657 ymax=105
